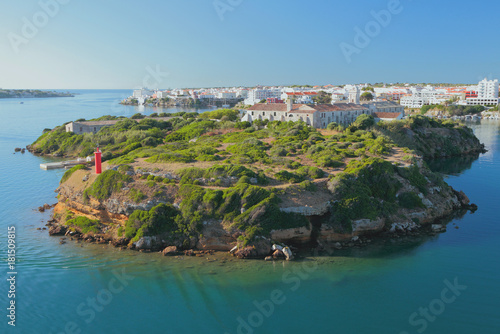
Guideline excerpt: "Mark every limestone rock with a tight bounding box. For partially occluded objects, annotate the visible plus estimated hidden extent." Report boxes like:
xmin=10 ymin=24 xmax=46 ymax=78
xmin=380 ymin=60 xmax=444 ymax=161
xmin=272 ymin=249 xmax=285 ymax=259
xmin=49 ymin=225 xmax=67 ymax=236
xmin=282 ymin=247 xmax=294 ymax=261
xmin=270 ymin=225 xmax=312 ymax=244
xmin=162 ymin=246 xmax=178 ymax=256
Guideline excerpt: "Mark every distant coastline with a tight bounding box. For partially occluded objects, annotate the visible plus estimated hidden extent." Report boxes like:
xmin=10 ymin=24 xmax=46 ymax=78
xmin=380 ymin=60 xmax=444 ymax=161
xmin=0 ymin=89 xmax=74 ymax=99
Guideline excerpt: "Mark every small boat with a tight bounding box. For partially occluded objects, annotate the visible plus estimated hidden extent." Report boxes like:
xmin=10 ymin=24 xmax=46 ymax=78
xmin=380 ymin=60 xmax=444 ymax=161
xmin=20 ymin=102 xmax=24 ymax=104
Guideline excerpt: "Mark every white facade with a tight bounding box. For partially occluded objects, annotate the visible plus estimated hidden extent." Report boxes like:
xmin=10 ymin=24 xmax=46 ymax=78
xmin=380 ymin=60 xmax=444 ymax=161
xmin=156 ymin=91 xmax=168 ymax=99
xmin=217 ymin=92 xmax=237 ymax=99
xmin=477 ymin=78 xmax=499 ymax=99
xmin=133 ymin=88 xmax=153 ymax=99
xmin=348 ymin=86 xmax=360 ymax=104
xmin=466 ymin=78 xmax=499 ymax=106
xmin=400 ymin=88 xmax=443 ymax=108
xmin=244 ymin=89 xmax=282 ymax=105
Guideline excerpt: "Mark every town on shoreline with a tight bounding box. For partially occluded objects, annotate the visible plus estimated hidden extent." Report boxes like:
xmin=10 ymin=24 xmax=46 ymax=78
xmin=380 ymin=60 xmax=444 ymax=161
xmin=122 ymin=78 xmax=500 ymax=121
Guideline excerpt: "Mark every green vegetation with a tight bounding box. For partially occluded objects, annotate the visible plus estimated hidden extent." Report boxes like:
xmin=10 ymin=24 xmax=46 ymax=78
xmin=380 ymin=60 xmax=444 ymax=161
xmin=41 ymin=111 xmax=482 ymax=246
xmin=129 ymin=188 xmax=146 ymax=203
xmin=124 ymin=203 xmax=184 ymax=243
xmin=312 ymin=91 xmax=332 ymax=104
xmin=328 ymin=158 xmax=402 ymax=232
xmin=60 ymin=164 xmax=86 ymax=183
xmin=420 ymin=104 xmax=485 ymax=116
xmin=83 ymin=170 xmax=131 ymax=201
xmin=398 ymin=192 xmax=425 ymax=209
xmin=198 ymin=108 xmax=240 ymax=121
xmin=376 ymin=115 xmax=482 ymax=159
xmin=360 ymin=92 xmax=374 ymax=101
xmin=66 ymin=216 xmax=101 ymax=234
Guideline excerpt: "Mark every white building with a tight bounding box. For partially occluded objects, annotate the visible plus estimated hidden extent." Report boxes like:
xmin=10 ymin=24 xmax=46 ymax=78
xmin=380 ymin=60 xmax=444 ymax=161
xmin=348 ymin=86 xmax=361 ymax=104
xmin=400 ymin=87 xmax=444 ymax=108
xmin=241 ymin=100 xmax=404 ymax=128
xmin=466 ymin=78 xmax=499 ymax=106
xmin=217 ymin=91 xmax=237 ymax=99
xmin=244 ymin=89 xmax=282 ymax=105
xmin=133 ymin=88 xmax=153 ymax=99
xmin=156 ymin=91 xmax=169 ymax=99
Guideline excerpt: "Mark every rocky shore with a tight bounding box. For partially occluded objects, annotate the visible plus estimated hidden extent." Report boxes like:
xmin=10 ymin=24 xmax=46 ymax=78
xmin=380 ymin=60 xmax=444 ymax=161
xmin=46 ymin=157 xmax=478 ymax=261
xmin=29 ymin=113 xmax=485 ymax=261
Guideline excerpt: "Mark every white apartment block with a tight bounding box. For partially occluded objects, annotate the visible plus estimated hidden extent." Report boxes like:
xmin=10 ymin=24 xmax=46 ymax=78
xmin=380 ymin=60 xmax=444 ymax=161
xmin=217 ymin=91 xmax=237 ymax=99
xmin=244 ymin=89 xmax=282 ymax=105
xmin=133 ymin=88 xmax=153 ymax=99
xmin=466 ymin=78 xmax=499 ymax=106
xmin=400 ymin=88 xmax=443 ymax=108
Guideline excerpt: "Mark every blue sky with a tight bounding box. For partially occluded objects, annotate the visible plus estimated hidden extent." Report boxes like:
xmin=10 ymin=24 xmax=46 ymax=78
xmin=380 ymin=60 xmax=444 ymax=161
xmin=0 ymin=0 xmax=499 ymax=89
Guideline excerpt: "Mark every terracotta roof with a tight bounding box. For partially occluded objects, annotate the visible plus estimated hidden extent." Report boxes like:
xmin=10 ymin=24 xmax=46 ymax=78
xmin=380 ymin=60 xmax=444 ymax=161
xmin=286 ymin=92 xmax=318 ymax=96
xmin=373 ymin=112 xmax=402 ymax=119
xmin=248 ymin=104 xmax=312 ymax=112
xmin=248 ymin=103 xmax=369 ymax=113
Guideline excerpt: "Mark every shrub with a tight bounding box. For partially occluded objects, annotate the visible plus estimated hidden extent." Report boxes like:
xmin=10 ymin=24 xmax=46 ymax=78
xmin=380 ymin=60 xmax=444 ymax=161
xmin=398 ymin=192 xmax=425 ymax=209
xmin=66 ymin=216 xmax=100 ymax=234
xmin=297 ymin=166 xmax=325 ymax=179
xmin=117 ymin=165 xmax=133 ymax=172
xmin=129 ymin=188 xmax=146 ymax=203
xmin=83 ymin=170 xmax=132 ymax=200
xmin=275 ymin=171 xmax=304 ymax=183
xmin=125 ymin=203 xmax=182 ymax=242
xmin=199 ymin=109 xmax=240 ymax=121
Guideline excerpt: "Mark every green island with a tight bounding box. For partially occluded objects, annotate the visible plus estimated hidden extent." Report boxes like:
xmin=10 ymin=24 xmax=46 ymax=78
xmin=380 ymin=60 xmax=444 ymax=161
xmin=0 ymin=89 xmax=74 ymax=99
xmin=29 ymin=110 xmax=485 ymax=259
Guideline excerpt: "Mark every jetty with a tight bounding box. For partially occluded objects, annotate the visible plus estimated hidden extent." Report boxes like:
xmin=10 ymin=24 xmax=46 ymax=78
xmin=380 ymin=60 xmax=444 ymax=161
xmin=40 ymin=159 xmax=88 ymax=170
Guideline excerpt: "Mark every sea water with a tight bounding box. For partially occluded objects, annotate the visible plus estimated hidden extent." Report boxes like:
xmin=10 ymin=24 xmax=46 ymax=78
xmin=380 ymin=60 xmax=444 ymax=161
xmin=0 ymin=91 xmax=498 ymax=334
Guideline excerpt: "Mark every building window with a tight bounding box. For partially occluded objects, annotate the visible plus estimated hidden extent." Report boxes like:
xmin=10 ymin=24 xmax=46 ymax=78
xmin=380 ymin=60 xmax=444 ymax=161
xmin=94 ymin=127 xmax=96 ymax=132
xmin=274 ymin=112 xmax=276 ymax=116
xmin=251 ymin=111 xmax=254 ymax=116
xmin=80 ymin=127 xmax=83 ymax=132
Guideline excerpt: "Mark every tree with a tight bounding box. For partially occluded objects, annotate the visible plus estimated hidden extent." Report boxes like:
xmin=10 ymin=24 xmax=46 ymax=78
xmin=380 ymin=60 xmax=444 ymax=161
xmin=353 ymin=114 xmax=375 ymax=129
xmin=259 ymin=99 xmax=267 ymax=104
xmin=360 ymin=92 xmax=374 ymax=101
xmin=131 ymin=113 xmax=145 ymax=119
xmin=362 ymin=87 xmax=375 ymax=92
xmin=313 ymin=91 xmax=332 ymax=104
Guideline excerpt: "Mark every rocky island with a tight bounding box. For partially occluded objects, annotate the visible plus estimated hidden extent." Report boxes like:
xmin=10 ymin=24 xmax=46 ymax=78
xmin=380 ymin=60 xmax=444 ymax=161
xmin=29 ymin=110 xmax=485 ymax=259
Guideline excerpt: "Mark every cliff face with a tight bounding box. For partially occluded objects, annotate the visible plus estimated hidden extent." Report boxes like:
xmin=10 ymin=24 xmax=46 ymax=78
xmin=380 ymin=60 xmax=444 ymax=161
xmin=377 ymin=117 xmax=486 ymax=159
xmin=50 ymin=157 xmax=476 ymax=257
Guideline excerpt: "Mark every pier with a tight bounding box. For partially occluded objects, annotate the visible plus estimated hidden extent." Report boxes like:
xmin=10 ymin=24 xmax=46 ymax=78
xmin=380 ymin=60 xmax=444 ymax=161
xmin=40 ymin=159 xmax=88 ymax=170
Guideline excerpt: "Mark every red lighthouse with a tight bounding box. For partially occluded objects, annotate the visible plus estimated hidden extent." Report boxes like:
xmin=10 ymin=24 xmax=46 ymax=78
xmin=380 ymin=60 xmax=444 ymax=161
xmin=94 ymin=147 xmax=102 ymax=174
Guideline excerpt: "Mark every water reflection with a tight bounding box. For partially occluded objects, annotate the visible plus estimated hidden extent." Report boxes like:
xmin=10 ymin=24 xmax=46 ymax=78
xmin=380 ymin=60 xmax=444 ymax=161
xmin=426 ymin=153 xmax=481 ymax=176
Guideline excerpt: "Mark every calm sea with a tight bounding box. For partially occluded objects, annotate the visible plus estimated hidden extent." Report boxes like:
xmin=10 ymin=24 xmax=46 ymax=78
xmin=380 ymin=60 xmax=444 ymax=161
xmin=0 ymin=90 xmax=498 ymax=334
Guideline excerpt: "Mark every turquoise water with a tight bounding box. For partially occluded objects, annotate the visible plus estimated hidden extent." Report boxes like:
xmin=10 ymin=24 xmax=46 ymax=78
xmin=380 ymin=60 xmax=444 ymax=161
xmin=0 ymin=91 xmax=499 ymax=334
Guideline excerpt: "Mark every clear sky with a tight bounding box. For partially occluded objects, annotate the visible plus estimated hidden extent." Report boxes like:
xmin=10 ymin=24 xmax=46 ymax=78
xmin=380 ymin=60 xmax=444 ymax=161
xmin=0 ymin=0 xmax=499 ymax=89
